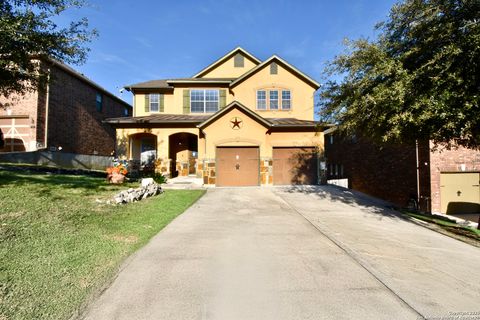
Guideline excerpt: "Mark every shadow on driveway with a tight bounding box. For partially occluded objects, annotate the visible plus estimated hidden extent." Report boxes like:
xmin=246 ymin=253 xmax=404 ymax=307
xmin=280 ymin=184 xmax=408 ymax=221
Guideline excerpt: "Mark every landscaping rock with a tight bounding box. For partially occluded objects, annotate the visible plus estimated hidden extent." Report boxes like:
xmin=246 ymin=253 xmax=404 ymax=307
xmin=113 ymin=181 xmax=163 ymax=204
xmin=141 ymin=178 xmax=154 ymax=187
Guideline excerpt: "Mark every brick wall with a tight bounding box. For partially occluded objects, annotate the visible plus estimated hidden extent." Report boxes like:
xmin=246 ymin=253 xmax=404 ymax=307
xmin=0 ymin=61 xmax=131 ymax=156
xmin=0 ymin=90 xmax=38 ymax=117
xmin=325 ymin=133 xmax=431 ymax=210
xmin=0 ymin=91 xmax=41 ymax=151
xmin=429 ymin=143 xmax=480 ymax=213
xmin=46 ymin=65 xmax=130 ymax=156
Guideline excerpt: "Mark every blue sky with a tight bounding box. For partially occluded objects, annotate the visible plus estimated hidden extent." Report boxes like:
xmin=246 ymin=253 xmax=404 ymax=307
xmin=58 ymin=0 xmax=398 ymax=104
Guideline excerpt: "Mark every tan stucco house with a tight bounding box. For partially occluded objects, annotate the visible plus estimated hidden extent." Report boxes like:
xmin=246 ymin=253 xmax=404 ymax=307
xmin=106 ymin=47 xmax=325 ymax=186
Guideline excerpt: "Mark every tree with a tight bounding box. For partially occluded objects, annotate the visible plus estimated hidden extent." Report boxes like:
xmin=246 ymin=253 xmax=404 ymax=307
xmin=0 ymin=0 xmax=96 ymax=104
xmin=319 ymin=0 xmax=480 ymax=149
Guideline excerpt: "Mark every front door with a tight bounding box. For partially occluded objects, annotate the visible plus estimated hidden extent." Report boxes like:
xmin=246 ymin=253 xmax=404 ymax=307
xmin=140 ymin=137 xmax=156 ymax=167
xmin=216 ymin=147 xmax=259 ymax=187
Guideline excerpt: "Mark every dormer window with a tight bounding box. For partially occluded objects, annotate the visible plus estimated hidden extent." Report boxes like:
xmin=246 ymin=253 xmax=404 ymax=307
xmin=234 ymin=53 xmax=244 ymax=68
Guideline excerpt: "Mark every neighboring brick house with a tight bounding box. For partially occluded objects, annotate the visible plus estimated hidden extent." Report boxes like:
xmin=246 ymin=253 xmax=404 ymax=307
xmin=0 ymin=59 xmax=132 ymax=156
xmin=106 ymin=47 xmax=324 ymax=186
xmin=324 ymin=130 xmax=480 ymax=218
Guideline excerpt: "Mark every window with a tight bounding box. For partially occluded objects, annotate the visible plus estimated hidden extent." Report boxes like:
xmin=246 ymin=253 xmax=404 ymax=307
xmin=191 ymin=89 xmax=219 ymax=113
xmin=270 ymin=62 xmax=278 ymax=74
xmin=149 ymin=93 xmax=159 ymax=112
xmin=282 ymin=90 xmax=291 ymax=110
xmin=256 ymin=89 xmax=292 ymax=110
xmin=96 ymin=93 xmax=103 ymax=112
xmin=124 ymin=107 xmax=129 ymax=116
xmin=269 ymin=90 xmax=279 ymax=110
xmin=234 ymin=53 xmax=244 ymax=67
xmin=257 ymin=90 xmax=266 ymax=110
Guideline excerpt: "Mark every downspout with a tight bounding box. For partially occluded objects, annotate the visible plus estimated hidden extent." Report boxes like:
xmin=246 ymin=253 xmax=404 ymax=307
xmin=132 ymin=90 xmax=136 ymax=117
xmin=415 ymin=140 xmax=420 ymax=210
xmin=43 ymin=68 xmax=51 ymax=149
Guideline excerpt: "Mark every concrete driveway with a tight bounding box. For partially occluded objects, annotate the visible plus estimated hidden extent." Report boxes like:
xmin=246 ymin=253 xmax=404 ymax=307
xmin=83 ymin=186 xmax=480 ymax=320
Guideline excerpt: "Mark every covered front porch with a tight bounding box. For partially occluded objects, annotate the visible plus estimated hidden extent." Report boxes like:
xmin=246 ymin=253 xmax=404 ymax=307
xmin=117 ymin=128 xmax=201 ymax=178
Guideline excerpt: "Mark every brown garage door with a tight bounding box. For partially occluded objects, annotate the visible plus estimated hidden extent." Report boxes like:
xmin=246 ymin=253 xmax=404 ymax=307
xmin=273 ymin=147 xmax=317 ymax=185
xmin=216 ymin=147 xmax=259 ymax=187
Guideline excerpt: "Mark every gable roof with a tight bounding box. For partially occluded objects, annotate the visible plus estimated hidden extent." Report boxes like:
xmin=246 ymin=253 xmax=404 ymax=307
xmin=192 ymin=47 xmax=261 ymax=78
xmin=197 ymin=101 xmax=271 ymax=129
xmin=125 ymin=79 xmax=172 ymax=90
xmin=46 ymin=59 xmax=132 ymax=109
xmin=229 ymin=55 xmax=320 ymax=89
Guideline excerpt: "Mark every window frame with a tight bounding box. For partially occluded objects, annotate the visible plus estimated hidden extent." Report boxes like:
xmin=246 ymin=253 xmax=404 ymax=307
xmin=281 ymin=90 xmax=291 ymax=110
xmin=96 ymin=93 xmax=103 ymax=112
xmin=149 ymin=93 xmax=160 ymax=112
xmin=256 ymin=90 xmax=267 ymax=110
xmin=269 ymin=90 xmax=279 ymax=110
xmin=255 ymin=88 xmax=292 ymax=111
xmin=190 ymin=89 xmax=219 ymax=113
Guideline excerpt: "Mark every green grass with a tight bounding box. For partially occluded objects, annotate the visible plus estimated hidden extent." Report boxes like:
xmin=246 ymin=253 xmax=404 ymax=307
xmin=403 ymin=211 xmax=480 ymax=238
xmin=0 ymin=170 xmax=205 ymax=320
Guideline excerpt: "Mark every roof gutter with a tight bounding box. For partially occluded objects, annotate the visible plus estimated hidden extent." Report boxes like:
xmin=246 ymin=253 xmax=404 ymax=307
xmin=166 ymin=80 xmax=232 ymax=84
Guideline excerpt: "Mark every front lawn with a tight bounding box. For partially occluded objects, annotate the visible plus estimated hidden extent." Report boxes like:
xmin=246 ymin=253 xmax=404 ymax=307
xmin=0 ymin=170 xmax=205 ymax=320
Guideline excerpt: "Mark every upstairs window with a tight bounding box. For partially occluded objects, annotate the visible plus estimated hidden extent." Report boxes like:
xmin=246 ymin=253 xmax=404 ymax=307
xmin=269 ymin=90 xmax=279 ymax=110
xmin=257 ymin=90 xmax=267 ymax=110
xmin=149 ymin=93 xmax=159 ymax=112
xmin=234 ymin=53 xmax=244 ymax=67
xmin=281 ymin=90 xmax=291 ymax=110
xmin=256 ymin=89 xmax=291 ymax=110
xmin=96 ymin=93 xmax=103 ymax=112
xmin=191 ymin=89 xmax=219 ymax=113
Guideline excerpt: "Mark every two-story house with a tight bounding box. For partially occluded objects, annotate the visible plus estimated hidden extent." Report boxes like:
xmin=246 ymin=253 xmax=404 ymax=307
xmin=0 ymin=59 xmax=132 ymax=156
xmin=106 ymin=47 xmax=324 ymax=186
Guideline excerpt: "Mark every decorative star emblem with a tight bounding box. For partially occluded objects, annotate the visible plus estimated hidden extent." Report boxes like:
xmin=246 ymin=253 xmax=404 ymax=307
xmin=230 ymin=117 xmax=242 ymax=130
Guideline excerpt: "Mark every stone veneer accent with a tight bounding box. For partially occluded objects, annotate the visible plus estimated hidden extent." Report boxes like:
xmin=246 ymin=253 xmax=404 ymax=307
xmin=155 ymin=158 xmax=171 ymax=176
xmin=201 ymin=159 xmax=216 ymax=185
xmin=198 ymin=158 xmax=273 ymax=186
xmin=175 ymin=160 xmax=190 ymax=177
xmin=260 ymin=158 xmax=273 ymax=185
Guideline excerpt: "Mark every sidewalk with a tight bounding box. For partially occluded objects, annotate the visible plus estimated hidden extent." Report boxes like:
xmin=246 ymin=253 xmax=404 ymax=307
xmin=162 ymin=175 xmax=205 ymax=190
